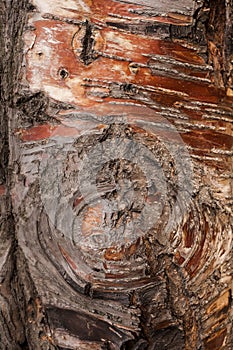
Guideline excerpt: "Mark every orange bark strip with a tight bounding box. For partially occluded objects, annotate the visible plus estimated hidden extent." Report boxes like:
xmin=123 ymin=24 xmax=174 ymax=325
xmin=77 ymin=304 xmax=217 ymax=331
xmin=58 ymin=244 xmax=79 ymax=271
xmin=206 ymin=290 xmax=231 ymax=316
xmin=204 ymin=328 xmax=227 ymax=350
xmin=181 ymin=130 xmax=233 ymax=151
xmin=183 ymin=220 xmax=195 ymax=249
xmin=0 ymin=185 xmax=6 ymax=196
xmin=25 ymin=19 xmax=222 ymax=107
xmin=19 ymin=125 xmax=57 ymax=142
xmin=104 ymin=241 xmax=139 ymax=262
xmin=174 ymin=251 xmax=186 ymax=265
xmin=18 ymin=124 xmax=81 ymax=142
xmin=185 ymin=218 xmax=208 ymax=278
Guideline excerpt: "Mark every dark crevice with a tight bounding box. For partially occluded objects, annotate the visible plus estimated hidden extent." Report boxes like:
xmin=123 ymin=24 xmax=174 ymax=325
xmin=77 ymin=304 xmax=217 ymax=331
xmin=79 ymin=21 xmax=96 ymax=65
xmin=120 ymin=339 xmax=148 ymax=350
xmin=20 ymin=339 xmax=30 ymax=350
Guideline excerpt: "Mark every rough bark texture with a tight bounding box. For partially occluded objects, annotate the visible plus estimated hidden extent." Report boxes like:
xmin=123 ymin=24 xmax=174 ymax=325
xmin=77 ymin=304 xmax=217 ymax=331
xmin=0 ymin=0 xmax=233 ymax=349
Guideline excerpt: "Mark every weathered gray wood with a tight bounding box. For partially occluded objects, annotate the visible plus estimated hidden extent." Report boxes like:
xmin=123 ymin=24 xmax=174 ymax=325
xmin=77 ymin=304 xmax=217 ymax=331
xmin=117 ymin=0 xmax=195 ymax=15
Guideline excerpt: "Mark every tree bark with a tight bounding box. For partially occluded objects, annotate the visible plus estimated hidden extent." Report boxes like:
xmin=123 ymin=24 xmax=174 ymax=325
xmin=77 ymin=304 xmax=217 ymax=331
xmin=0 ymin=0 xmax=233 ymax=349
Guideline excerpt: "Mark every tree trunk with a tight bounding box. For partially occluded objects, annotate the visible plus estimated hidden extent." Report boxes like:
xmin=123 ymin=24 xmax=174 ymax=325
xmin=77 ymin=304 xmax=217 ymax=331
xmin=0 ymin=0 xmax=232 ymax=349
